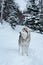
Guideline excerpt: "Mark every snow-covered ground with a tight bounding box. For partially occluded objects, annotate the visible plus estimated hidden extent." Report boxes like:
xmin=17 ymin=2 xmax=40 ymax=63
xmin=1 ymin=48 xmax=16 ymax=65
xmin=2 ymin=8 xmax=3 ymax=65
xmin=0 ymin=22 xmax=43 ymax=65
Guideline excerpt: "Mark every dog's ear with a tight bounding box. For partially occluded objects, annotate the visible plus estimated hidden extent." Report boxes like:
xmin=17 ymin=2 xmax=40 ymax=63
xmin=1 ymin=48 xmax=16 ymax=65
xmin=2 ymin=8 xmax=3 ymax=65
xmin=19 ymin=32 xmax=21 ymax=37
xmin=19 ymin=32 xmax=21 ymax=35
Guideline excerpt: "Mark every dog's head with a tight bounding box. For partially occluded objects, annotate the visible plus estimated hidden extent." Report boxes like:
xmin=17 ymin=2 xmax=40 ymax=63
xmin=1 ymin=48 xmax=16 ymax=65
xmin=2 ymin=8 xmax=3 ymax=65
xmin=19 ymin=27 xmax=28 ymax=40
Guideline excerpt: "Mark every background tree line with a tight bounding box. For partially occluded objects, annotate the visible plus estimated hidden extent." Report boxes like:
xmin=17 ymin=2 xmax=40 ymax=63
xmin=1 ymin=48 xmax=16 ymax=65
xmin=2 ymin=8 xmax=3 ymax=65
xmin=0 ymin=0 xmax=43 ymax=34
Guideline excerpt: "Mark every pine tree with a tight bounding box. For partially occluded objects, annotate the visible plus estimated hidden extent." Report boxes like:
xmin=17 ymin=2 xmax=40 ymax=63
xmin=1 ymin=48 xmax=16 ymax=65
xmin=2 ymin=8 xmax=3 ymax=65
xmin=23 ymin=0 xmax=41 ymax=32
xmin=3 ymin=0 xmax=24 ymax=29
xmin=3 ymin=0 xmax=14 ymax=20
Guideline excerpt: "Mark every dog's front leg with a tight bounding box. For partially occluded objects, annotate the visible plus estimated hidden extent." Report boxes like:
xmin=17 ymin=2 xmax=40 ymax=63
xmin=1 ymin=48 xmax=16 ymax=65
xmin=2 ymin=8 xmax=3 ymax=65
xmin=18 ymin=44 xmax=21 ymax=53
xmin=22 ymin=46 xmax=24 ymax=56
xmin=26 ymin=47 xmax=28 ymax=56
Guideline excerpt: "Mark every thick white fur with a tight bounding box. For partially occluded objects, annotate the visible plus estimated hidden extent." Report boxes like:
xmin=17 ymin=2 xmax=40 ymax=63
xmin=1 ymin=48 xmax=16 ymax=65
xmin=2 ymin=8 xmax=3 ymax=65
xmin=21 ymin=30 xmax=27 ymax=39
xmin=18 ymin=26 xmax=30 ymax=56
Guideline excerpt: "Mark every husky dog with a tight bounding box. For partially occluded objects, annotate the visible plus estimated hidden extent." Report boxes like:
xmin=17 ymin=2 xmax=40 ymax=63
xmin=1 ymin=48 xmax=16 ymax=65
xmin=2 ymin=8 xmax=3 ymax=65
xmin=18 ymin=27 xmax=30 ymax=56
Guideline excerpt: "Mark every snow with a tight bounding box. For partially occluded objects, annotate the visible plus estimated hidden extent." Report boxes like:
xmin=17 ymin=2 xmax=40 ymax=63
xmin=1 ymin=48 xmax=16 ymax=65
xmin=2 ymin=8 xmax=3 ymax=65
xmin=14 ymin=0 xmax=39 ymax=12
xmin=0 ymin=21 xmax=43 ymax=65
xmin=14 ymin=0 xmax=27 ymax=12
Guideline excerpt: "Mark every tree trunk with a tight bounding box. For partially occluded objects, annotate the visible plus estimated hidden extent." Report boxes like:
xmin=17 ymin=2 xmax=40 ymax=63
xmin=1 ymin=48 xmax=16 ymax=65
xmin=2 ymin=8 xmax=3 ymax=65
xmin=0 ymin=0 xmax=4 ymax=24
xmin=40 ymin=0 xmax=43 ymax=22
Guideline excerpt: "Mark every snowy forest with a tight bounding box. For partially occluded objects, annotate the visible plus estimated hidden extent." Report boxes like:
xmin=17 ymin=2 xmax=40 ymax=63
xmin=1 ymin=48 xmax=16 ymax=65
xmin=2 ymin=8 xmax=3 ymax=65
xmin=0 ymin=0 xmax=43 ymax=65
xmin=0 ymin=0 xmax=43 ymax=34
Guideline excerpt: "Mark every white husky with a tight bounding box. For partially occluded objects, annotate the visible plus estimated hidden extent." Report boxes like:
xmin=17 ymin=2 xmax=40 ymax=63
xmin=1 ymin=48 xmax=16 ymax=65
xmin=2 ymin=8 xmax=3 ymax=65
xmin=18 ymin=26 xmax=30 ymax=56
